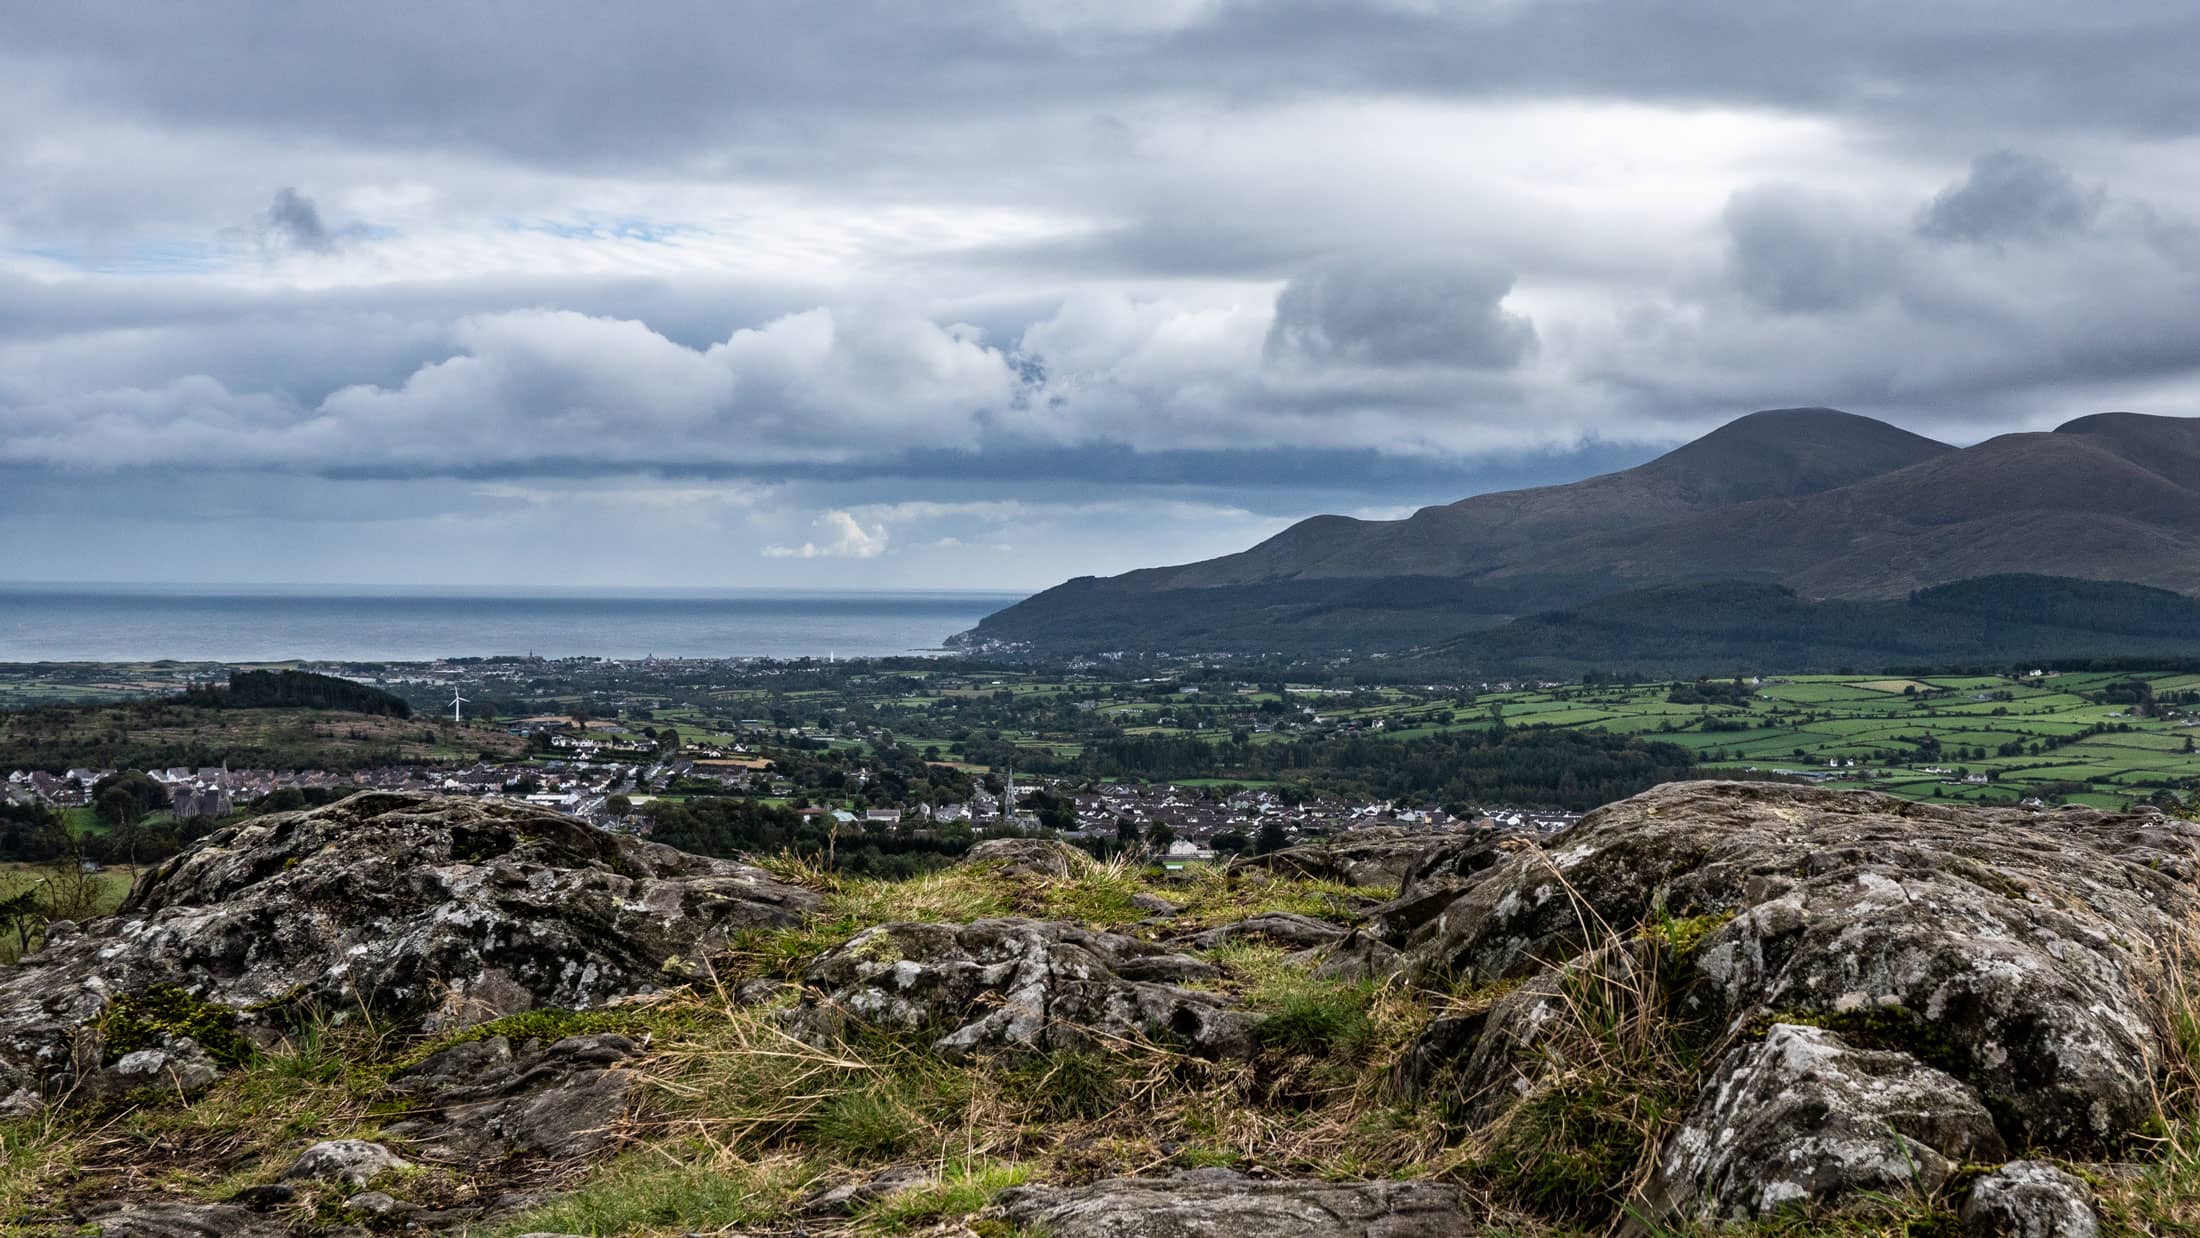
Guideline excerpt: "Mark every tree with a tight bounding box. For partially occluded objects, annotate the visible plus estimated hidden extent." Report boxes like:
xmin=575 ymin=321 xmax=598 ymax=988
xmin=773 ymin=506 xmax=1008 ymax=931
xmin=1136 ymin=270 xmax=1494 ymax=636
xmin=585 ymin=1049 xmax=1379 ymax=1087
xmin=92 ymin=770 xmax=167 ymax=825
xmin=605 ymin=794 xmax=633 ymax=817
xmin=1211 ymin=829 xmax=1250 ymax=856
xmin=1255 ymin=820 xmax=1290 ymax=855
xmin=97 ymin=786 xmax=145 ymax=831
xmin=0 ymin=887 xmax=44 ymax=959
xmin=1145 ymin=821 xmax=1176 ymax=851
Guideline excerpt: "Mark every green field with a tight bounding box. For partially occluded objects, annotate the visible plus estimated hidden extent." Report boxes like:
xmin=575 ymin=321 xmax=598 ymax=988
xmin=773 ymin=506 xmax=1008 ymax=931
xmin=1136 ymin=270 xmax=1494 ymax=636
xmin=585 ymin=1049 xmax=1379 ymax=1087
xmin=1441 ymin=672 xmax=2200 ymax=809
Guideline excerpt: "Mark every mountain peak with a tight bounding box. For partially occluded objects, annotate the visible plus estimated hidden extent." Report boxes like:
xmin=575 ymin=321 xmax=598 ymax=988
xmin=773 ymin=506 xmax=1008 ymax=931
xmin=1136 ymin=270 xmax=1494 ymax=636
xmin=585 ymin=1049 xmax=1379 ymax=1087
xmin=2052 ymin=411 xmax=2200 ymax=484
xmin=1631 ymin=407 xmax=1953 ymax=507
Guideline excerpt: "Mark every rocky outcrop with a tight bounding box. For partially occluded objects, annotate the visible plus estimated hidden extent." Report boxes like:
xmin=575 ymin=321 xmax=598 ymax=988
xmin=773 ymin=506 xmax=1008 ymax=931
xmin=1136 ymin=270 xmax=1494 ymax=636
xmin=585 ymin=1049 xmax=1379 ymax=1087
xmin=0 ymin=792 xmax=816 ymax=1111
xmin=787 ymin=917 xmax=1260 ymax=1059
xmin=1401 ymin=781 xmax=2200 ymax=1221
xmin=383 ymin=1032 xmax=641 ymax=1163
xmin=960 ymin=836 xmax=1090 ymax=879
xmin=997 ymin=1172 xmax=1475 ymax=1237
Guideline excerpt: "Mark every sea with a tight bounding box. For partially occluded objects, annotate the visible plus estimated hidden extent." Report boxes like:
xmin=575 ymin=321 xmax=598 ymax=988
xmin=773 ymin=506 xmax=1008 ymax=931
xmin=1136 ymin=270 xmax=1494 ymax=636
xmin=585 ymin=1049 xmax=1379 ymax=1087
xmin=0 ymin=584 xmax=1026 ymax=664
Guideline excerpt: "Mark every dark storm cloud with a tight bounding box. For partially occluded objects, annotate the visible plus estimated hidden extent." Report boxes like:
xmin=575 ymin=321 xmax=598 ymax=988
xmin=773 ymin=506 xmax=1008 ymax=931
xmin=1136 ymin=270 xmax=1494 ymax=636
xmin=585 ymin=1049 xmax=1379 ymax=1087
xmin=261 ymin=187 xmax=333 ymax=253
xmin=1722 ymin=187 xmax=1896 ymax=315
xmin=1917 ymin=152 xmax=2103 ymax=246
xmin=1265 ymin=261 xmax=1536 ymax=369
xmin=13 ymin=2 xmax=2200 ymax=168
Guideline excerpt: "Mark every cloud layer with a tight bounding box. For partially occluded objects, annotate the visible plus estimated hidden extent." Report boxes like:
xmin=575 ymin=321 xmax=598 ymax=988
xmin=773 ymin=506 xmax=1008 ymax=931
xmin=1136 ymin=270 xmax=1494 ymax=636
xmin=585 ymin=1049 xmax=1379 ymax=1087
xmin=5 ymin=3 xmax=2200 ymax=587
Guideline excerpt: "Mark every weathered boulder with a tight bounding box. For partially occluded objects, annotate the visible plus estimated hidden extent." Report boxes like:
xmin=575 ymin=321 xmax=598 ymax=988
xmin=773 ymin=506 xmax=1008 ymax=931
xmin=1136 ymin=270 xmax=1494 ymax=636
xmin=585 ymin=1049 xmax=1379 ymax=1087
xmin=1360 ymin=830 xmax=1534 ymax=944
xmin=1234 ymin=829 xmax=1460 ymax=892
xmin=382 ymin=1032 xmax=640 ymax=1163
xmin=788 ymin=917 xmax=1260 ymax=1059
xmin=1287 ymin=930 xmax=1404 ymax=983
xmin=74 ymin=1033 xmax=221 ymax=1104
xmin=344 ymin=1191 xmax=405 ymax=1219
xmin=1182 ymin=911 xmax=1349 ymax=951
xmin=283 ymin=1138 xmax=411 ymax=1187
xmin=1406 ymin=782 xmax=2200 ymax=1155
xmin=1962 ymin=1161 xmax=2100 ymax=1238
xmin=961 ymin=836 xmax=1089 ymax=879
xmin=0 ymin=792 xmax=816 ymax=1108
xmin=997 ymin=1173 xmax=1475 ymax=1237
xmin=77 ymin=1201 xmax=290 ymax=1238
xmin=1647 ymin=1024 xmax=2005 ymax=1222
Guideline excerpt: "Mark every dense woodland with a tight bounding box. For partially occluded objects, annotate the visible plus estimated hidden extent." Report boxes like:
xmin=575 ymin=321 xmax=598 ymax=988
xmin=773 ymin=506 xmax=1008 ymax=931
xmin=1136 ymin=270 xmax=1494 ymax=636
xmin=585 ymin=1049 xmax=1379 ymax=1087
xmin=183 ymin=670 xmax=413 ymax=717
xmin=970 ymin=725 xmax=1698 ymax=813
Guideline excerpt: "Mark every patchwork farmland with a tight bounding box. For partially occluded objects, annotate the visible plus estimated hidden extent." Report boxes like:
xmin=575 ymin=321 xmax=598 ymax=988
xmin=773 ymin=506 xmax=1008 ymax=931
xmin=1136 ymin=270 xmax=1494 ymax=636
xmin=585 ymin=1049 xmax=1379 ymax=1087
xmin=1466 ymin=671 xmax=2200 ymax=810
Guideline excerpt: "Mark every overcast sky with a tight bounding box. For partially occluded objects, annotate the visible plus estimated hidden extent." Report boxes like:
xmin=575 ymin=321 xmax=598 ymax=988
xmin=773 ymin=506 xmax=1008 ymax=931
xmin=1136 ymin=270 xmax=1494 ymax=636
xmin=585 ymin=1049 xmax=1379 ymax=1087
xmin=6 ymin=2 xmax=2200 ymax=590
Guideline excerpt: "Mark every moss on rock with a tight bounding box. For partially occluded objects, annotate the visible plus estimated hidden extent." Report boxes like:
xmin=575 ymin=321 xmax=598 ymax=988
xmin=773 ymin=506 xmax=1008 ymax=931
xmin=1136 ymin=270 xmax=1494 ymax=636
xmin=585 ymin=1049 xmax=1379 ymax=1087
xmin=100 ymin=985 xmax=252 ymax=1067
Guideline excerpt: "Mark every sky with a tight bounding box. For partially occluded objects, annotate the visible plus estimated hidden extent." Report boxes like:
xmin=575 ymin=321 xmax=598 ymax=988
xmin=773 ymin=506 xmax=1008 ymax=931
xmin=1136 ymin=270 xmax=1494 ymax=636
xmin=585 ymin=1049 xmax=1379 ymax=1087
xmin=6 ymin=2 xmax=2200 ymax=592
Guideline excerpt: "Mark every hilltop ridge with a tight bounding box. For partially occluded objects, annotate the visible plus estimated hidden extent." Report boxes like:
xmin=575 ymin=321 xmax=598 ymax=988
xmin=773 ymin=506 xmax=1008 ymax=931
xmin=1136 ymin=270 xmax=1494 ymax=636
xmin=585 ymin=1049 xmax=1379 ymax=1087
xmin=965 ymin=407 xmax=2200 ymax=663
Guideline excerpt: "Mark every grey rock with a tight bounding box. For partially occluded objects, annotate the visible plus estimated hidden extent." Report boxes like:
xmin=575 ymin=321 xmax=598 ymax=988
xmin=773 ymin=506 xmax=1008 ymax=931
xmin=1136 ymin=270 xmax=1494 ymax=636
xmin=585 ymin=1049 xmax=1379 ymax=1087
xmin=1406 ymin=780 xmax=2200 ymax=1152
xmin=79 ymin=1202 xmax=290 ymax=1238
xmin=803 ymin=1164 xmax=936 ymax=1215
xmin=344 ymin=1190 xmax=405 ymax=1218
xmin=1360 ymin=831 xmax=1531 ymax=944
xmin=384 ymin=1032 xmax=641 ymax=1163
xmin=0 ymin=792 xmax=816 ymax=1107
xmin=961 ymin=836 xmax=1089 ymax=879
xmin=790 ymin=917 xmax=1260 ymax=1060
xmin=1131 ymin=892 xmax=1183 ymax=914
xmin=1963 ymin=1161 xmax=2100 ymax=1238
xmin=997 ymin=1176 xmax=1475 ymax=1237
xmin=1184 ymin=911 xmax=1349 ymax=951
xmin=283 ymin=1138 xmax=410 ymax=1187
xmin=76 ymin=1034 xmax=220 ymax=1102
xmin=1233 ymin=829 xmax=1457 ymax=892
xmin=1647 ymin=1024 xmax=2006 ymax=1222
xmin=1287 ymin=930 xmax=1403 ymax=982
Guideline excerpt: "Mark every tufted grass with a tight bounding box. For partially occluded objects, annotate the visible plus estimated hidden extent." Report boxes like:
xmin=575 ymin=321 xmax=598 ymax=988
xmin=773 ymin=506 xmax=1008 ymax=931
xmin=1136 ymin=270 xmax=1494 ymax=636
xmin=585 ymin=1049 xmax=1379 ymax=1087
xmin=851 ymin=1158 xmax=1034 ymax=1231
xmin=477 ymin=1147 xmax=817 ymax=1237
xmin=0 ymin=1115 xmax=79 ymax=1229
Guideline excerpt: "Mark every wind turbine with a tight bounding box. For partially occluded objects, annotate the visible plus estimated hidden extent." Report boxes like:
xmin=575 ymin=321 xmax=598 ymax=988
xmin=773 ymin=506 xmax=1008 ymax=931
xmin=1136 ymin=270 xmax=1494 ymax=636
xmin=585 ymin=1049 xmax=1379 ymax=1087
xmin=450 ymin=688 xmax=469 ymax=723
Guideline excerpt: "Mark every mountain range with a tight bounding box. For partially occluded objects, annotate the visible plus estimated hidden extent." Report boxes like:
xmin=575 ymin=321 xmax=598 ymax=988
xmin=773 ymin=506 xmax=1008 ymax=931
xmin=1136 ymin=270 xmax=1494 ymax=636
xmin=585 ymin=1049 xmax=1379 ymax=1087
xmin=960 ymin=408 xmax=2200 ymax=671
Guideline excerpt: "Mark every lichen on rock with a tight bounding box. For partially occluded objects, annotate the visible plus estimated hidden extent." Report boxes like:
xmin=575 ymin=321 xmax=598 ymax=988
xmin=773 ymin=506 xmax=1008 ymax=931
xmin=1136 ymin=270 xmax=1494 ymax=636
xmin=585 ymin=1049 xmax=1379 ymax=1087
xmin=786 ymin=916 xmax=1261 ymax=1060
